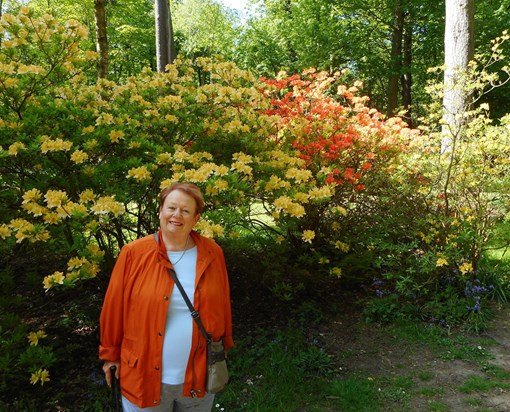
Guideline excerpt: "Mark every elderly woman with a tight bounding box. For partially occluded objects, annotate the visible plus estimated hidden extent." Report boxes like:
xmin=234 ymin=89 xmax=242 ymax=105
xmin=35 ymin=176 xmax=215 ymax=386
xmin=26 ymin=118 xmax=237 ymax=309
xmin=99 ymin=183 xmax=234 ymax=411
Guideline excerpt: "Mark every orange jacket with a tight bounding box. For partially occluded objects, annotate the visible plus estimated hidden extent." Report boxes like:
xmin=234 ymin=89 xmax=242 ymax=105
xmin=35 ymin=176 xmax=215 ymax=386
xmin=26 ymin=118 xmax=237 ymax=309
xmin=99 ymin=230 xmax=234 ymax=408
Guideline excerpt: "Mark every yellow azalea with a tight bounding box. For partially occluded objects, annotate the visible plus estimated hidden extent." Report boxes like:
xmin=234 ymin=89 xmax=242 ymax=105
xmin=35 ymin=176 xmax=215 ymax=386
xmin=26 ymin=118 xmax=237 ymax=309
xmin=215 ymin=165 xmax=229 ymax=176
xmin=231 ymin=162 xmax=253 ymax=175
xmin=8 ymin=142 xmax=25 ymax=156
xmin=79 ymin=189 xmax=96 ymax=203
xmin=33 ymin=230 xmax=50 ymax=242
xmin=308 ymin=186 xmax=333 ymax=200
xmin=334 ymin=240 xmax=350 ymax=253
xmin=288 ymin=203 xmax=305 ymax=218
xmin=127 ymin=166 xmax=151 ymax=182
xmin=30 ymin=369 xmax=50 ymax=386
xmin=436 ymin=258 xmax=449 ymax=267
xmin=206 ymin=179 xmax=229 ymax=195
xmin=195 ymin=220 xmax=224 ymax=238
xmin=0 ymin=224 xmax=12 ymax=239
xmin=86 ymin=219 xmax=99 ymax=232
xmin=87 ymin=243 xmax=105 ymax=259
xmin=44 ymin=212 xmax=62 ymax=224
xmin=232 ymin=152 xmax=253 ymax=164
xmin=173 ymin=147 xmax=189 ymax=162
xmin=70 ymin=150 xmax=89 ymax=164
xmin=82 ymin=261 xmax=100 ymax=278
xmin=164 ymin=114 xmax=178 ymax=123
xmin=27 ymin=330 xmax=47 ymax=346
xmin=294 ymin=192 xmax=309 ymax=203
xmin=329 ymin=267 xmax=342 ymax=278
xmin=91 ymin=196 xmax=125 ymax=216
xmin=160 ymin=178 xmax=175 ymax=189
xmin=109 ymin=130 xmax=125 ymax=143
xmin=332 ymin=206 xmax=348 ymax=216
xmin=319 ymin=257 xmax=330 ymax=264
xmin=128 ymin=142 xmax=141 ymax=149
xmin=156 ymin=153 xmax=173 ymax=165
xmin=67 ymin=256 xmax=87 ymax=270
xmin=265 ymin=175 xmax=290 ymax=191
xmin=96 ymin=113 xmax=114 ymax=125
xmin=286 ymin=168 xmax=312 ymax=183
xmin=22 ymin=189 xmax=43 ymax=204
xmin=45 ymin=190 xmax=68 ymax=208
xmin=302 ymin=230 xmax=315 ymax=243
xmin=22 ymin=202 xmax=47 ymax=217
xmin=43 ymin=271 xmax=65 ymax=291
xmin=82 ymin=125 xmax=95 ymax=134
xmin=40 ymin=137 xmax=73 ymax=153
xmin=459 ymin=262 xmax=473 ymax=275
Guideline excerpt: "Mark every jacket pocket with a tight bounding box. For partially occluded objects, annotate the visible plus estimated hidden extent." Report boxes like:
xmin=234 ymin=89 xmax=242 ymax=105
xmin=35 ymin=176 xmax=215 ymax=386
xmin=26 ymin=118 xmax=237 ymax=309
xmin=121 ymin=348 xmax=139 ymax=368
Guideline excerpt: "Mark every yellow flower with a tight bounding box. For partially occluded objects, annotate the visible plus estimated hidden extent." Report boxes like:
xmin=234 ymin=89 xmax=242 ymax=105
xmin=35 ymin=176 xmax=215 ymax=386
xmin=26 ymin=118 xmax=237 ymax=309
xmin=22 ymin=202 xmax=47 ymax=217
xmin=332 ymin=206 xmax=348 ymax=216
xmin=8 ymin=142 xmax=25 ymax=156
xmin=45 ymin=190 xmax=68 ymax=209
xmin=70 ymin=150 xmax=89 ymax=164
xmin=334 ymin=240 xmax=350 ymax=253
xmin=286 ymin=168 xmax=312 ymax=183
xmin=195 ymin=220 xmax=224 ymax=238
xmin=329 ymin=267 xmax=342 ymax=278
xmin=30 ymin=369 xmax=50 ymax=386
xmin=82 ymin=125 xmax=95 ymax=134
xmin=43 ymin=271 xmax=65 ymax=291
xmin=265 ymin=175 xmax=290 ymax=191
xmin=127 ymin=166 xmax=151 ymax=182
xmin=79 ymin=189 xmax=96 ymax=203
xmin=308 ymin=186 xmax=333 ymax=200
xmin=436 ymin=258 xmax=449 ymax=267
xmin=87 ymin=243 xmax=105 ymax=259
xmin=302 ymin=230 xmax=315 ymax=243
xmin=40 ymin=137 xmax=73 ymax=153
xmin=109 ymin=130 xmax=125 ymax=143
xmin=156 ymin=152 xmax=173 ymax=165
xmin=67 ymin=256 xmax=87 ymax=271
xmin=22 ymin=188 xmax=43 ymax=204
xmin=0 ymin=224 xmax=12 ymax=239
xmin=459 ymin=262 xmax=473 ymax=275
xmin=27 ymin=330 xmax=47 ymax=346
xmin=91 ymin=196 xmax=125 ymax=216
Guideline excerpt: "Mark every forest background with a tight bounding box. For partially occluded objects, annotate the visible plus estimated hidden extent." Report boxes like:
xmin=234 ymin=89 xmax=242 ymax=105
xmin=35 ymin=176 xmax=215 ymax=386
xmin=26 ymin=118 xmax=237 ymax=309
xmin=1 ymin=0 xmax=510 ymax=410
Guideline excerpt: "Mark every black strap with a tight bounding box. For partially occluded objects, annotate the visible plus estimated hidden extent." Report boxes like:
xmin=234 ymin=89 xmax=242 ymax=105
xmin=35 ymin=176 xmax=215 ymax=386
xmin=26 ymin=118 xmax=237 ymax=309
xmin=154 ymin=232 xmax=211 ymax=343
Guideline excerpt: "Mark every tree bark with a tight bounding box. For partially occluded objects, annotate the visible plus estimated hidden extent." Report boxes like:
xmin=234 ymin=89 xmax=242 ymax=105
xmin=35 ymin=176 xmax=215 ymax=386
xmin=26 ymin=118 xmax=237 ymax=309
xmin=401 ymin=9 xmax=413 ymax=126
xmin=94 ymin=0 xmax=109 ymax=79
xmin=442 ymin=0 xmax=475 ymax=146
xmin=155 ymin=0 xmax=176 ymax=72
xmin=386 ymin=0 xmax=404 ymax=118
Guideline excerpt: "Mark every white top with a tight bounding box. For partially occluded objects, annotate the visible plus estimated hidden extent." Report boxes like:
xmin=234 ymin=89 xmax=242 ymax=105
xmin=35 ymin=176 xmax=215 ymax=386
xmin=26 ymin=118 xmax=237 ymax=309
xmin=161 ymin=246 xmax=198 ymax=384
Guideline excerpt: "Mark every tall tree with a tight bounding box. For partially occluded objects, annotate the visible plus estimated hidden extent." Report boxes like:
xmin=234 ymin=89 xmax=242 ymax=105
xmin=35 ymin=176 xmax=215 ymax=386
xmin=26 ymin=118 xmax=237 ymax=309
xmin=155 ymin=0 xmax=176 ymax=72
xmin=442 ymin=0 xmax=475 ymax=144
xmin=387 ymin=0 xmax=404 ymax=118
xmin=94 ymin=0 xmax=109 ymax=78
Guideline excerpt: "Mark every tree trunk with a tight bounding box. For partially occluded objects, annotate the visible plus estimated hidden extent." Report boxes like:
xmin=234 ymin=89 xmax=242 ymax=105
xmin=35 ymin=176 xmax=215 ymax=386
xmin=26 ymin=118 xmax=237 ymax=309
xmin=94 ymin=0 xmax=109 ymax=79
xmin=401 ymin=9 xmax=413 ymax=126
xmin=155 ymin=0 xmax=176 ymax=72
xmin=386 ymin=0 xmax=404 ymax=118
xmin=442 ymin=0 xmax=475 ymax=147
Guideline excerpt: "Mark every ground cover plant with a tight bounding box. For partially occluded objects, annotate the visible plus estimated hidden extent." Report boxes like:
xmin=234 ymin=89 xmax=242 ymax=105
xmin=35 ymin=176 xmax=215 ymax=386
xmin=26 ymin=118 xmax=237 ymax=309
xmin=1 ymin=8 xmax=510 ymax=411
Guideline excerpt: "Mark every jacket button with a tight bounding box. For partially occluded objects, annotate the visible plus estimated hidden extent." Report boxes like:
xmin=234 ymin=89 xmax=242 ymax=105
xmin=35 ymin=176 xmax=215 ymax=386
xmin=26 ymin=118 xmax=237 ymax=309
xmin=163 ymin=296 xmax=169 ymax=300
xmin=155 ymin=366 xmax=160 ymax=370
xmin=153 ymin=399 xmax=158 ymax=404
xmin=158 ymin=331 xmax=163 ymax=336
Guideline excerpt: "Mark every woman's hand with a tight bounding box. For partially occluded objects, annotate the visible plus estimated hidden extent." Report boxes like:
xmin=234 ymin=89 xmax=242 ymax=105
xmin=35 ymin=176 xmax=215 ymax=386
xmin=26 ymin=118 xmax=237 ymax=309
xmin=102 ymin=360 xmax=120 ymax=387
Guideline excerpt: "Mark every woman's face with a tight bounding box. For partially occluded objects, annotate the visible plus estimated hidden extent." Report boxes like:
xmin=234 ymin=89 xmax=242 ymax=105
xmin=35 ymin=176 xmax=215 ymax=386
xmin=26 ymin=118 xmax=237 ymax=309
xmin=159 ymin=189 xmax=200 ymax=237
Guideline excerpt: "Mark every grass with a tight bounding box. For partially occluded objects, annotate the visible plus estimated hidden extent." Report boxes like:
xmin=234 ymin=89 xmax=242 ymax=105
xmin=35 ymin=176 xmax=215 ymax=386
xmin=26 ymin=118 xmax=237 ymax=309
xmin=213 ymin=316 xmax=510 ymax=412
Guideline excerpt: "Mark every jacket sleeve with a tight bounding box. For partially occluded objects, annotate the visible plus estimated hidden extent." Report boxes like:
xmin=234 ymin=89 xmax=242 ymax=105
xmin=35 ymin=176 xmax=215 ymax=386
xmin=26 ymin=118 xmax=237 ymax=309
xmin=98 ymin=245 xmax=130 ymax=361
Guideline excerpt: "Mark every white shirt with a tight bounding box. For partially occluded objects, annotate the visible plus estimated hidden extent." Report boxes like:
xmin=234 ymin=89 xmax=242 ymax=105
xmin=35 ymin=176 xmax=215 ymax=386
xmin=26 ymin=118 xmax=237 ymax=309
xmin=161 ymin=246 xmax=197 ymax=384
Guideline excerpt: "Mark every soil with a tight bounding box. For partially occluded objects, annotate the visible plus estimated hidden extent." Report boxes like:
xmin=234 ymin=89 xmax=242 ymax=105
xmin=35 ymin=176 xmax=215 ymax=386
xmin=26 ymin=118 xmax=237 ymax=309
xmin=315 ymin=295 xmax=510 ymax=412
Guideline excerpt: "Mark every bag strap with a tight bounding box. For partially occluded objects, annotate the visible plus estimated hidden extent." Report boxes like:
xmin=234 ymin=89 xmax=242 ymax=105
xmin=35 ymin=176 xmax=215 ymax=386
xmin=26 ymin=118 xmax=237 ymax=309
xmin=154 ymin=232 xmax=211 ymax=343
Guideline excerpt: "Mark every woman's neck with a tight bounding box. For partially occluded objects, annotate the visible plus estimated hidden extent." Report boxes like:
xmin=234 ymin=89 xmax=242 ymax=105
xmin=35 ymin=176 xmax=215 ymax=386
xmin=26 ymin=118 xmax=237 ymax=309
xmin=162 ymin=233 xmax=190 ymax=251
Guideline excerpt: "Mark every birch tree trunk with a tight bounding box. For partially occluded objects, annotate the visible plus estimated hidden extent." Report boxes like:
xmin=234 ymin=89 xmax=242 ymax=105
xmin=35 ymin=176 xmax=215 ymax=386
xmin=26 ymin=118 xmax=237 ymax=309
xmin=442 ymin=0 xmax=474 ymax=149
xmin=94 ymin=0 xmax=109 ymax=79
xmin=155 ymin=0 xmax=176 ymax=72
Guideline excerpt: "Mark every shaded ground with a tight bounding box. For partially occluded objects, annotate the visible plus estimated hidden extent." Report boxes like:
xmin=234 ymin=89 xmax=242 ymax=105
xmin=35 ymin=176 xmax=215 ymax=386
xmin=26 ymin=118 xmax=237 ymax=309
xmin=7 ymin=270 xmax=510 ymax=411
xmin=317 ymin=299 xmax=510 ymax=411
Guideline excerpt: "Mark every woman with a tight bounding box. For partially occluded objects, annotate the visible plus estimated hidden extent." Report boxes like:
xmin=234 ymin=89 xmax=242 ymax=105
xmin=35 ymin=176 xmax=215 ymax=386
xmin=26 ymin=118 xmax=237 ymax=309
xmin=99 ymin=183 xmax=234 ymax=411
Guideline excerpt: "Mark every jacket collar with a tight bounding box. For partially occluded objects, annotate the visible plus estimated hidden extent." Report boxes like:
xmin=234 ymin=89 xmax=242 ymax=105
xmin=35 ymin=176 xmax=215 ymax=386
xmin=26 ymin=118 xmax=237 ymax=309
xmin=155 ymin=229 xmax=215 ymax=276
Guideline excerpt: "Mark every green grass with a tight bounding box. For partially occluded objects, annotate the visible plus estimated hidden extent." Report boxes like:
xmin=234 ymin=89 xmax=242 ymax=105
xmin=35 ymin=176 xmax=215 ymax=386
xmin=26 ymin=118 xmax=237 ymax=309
xmin=459 ymin=374 xmax=510 ymax=393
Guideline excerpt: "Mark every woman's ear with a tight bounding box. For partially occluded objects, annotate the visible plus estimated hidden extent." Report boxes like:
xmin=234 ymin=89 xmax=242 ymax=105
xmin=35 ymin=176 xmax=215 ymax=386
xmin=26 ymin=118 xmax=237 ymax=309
xmin=194 ymin=213 xmax=201 ymax=224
